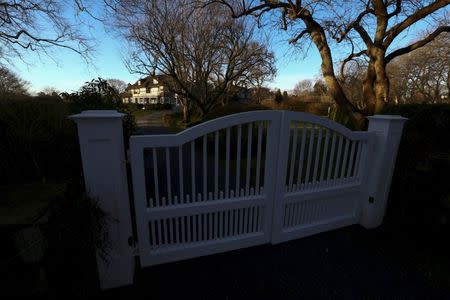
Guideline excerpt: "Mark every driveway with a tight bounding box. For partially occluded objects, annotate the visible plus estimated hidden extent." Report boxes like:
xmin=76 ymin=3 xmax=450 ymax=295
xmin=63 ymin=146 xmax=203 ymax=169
xmin=101 ymin=225 xmax=449 ymax=299
xmin=134 ymin=110 xmax=172 ymax=135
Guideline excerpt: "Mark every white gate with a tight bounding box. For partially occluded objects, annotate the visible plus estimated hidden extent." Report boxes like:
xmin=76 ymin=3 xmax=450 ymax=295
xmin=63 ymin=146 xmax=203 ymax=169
xmin=129 ymin=110 xmax=375 ymax=267
xmin=270 ymin=112 xmax=373 ymax=243
xmin=71 ymin=109 xmax=406 ymax=289
xmin=130 ymin=111 xmax=282 ymax=266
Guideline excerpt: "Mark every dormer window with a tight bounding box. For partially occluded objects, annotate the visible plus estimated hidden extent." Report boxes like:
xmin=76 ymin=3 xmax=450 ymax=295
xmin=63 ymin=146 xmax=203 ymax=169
xmin=153 ymin=79 xmax=158 ymax=84
xmin=138 ymin=80 xmax=141 ymax=85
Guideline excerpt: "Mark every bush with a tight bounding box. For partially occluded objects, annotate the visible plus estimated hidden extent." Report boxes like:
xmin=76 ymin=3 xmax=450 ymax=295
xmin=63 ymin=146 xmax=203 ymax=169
xmin=0 ymin=99 xmax=82 ymax=184
xmin=383 ymin=104 xmax=450 ymax=234
xmin=145 ymin=103 xmax=172 ymax=110
xmin=44 ymin=187 xmax=108 ymax=297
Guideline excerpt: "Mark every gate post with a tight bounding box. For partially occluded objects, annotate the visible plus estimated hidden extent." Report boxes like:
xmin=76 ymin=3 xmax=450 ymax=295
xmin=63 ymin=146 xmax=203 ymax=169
xmin=70 ymin=110 xmax=135 ymax=290
xmin=360 ymin=115 xmax=407 ymax=228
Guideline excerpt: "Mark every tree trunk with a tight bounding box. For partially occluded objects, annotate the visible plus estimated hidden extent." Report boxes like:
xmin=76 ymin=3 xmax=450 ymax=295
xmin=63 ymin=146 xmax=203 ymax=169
xmin=363 ymin=48 xmax=390 ymax=114
xmin=182 ymin=104 xmax=191 ymax=123
xmin=306 ymin=22 xmax=367 ymax=129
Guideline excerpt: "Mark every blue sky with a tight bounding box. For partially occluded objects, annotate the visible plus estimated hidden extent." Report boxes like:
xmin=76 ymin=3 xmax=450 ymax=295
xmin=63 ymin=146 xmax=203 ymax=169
xmin=11 ymin=15 xmax=323 ymax=94
xmin=11 ymin=4 xmax=443 ymax=94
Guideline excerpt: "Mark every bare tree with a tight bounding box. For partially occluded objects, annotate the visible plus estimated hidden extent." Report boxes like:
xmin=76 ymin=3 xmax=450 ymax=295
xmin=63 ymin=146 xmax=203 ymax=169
xmin=293 ymin=79 xmax=313 ymax=96
xmin=388 ymin=33 xmax=450 ymax=103
xmin=0 ymin=0 xmax=101 ymax=63
xmin=313 ymin=80 xmax=328 ymax=96
xmin=107 ymin=78 xmax=127 ymax=94
xmin=211 ymin=0 xmax=450 ymax=128
xmin=0 ymin=66 xmax=28 ymax=99
xmin=111 ymin=0 xmax=276 ymax=122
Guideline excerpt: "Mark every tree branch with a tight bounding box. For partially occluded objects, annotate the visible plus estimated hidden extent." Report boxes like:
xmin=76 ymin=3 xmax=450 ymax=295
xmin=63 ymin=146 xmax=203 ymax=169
xmin=340 ymin=50 xmax=367 ymax=78
xmin=385 ymin=26 xmax=450 ymax=63
xmin=384 ymin=0 xmax=450 ymax=47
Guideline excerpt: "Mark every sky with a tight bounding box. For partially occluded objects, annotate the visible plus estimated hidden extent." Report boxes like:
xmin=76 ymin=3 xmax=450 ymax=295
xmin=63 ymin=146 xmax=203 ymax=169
xmin=10 ymin=3 xmax=443 ymax=95
xmin=11 ymin=10 xmax=323 ymax=94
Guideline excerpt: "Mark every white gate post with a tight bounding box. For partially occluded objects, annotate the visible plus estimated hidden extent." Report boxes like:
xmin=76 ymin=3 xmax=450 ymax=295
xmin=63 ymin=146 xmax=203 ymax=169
xmin=69 ymin=110 xmax=135 ymax=290
xmin=360 ymin=115 xmax=407 ymax=228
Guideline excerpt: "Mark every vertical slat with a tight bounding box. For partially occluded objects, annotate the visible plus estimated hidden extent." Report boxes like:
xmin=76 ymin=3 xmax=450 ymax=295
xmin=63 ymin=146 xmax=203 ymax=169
xmin=297 ymin=123 xmax=308 ymax=188
xmin=347 ymin=140 xmax=358 ymax=178
xmin=346 ymin=140 xmax=357 ymax=179
xmin=312 ymin=126 xmax=323 ymax=187
xmin=304 ymin=124 xmax=316 ymax=186
xmin=225 ymin=210 xmax=229 ymax=237
xmin=230 ymin=209 xmax=235 ymax=235
xmin=236 ymin=125 xmax=242 ymax=197
xmin=239 ymin=208 xmax=244 ymax=234
xmin=290 ymin=203 xmax=297 ymax=227
xmin=157 ymin=220 xmax=163 ymax=246
xmin=214 ymin=211 xmax=218 ymax=239
xmin=181 ymin=216 xmax=185 ymax=243
xmin=168 ymin=217 xmax=173 ymax=244
xmin=218 ymin=211 xmax=223 ymax=238
xmin=191 ymin=141 xmax=196 ymax=201
xmin=150 ymin=220 xmax=156 ymax=247
xmin=340 ymin=138 xmax=350 ymax=179
xmin=258 ymin=207 xmax=263 ymax=231
xmin=255 ymin=122 xmax=263 ymax=194
xmin=163 ymin=219 xmax=168 ymax=245
xmin=245 ymin=123 xmax=253 ymax=196
xmin=254 ymin=206 xmax=259 ymax=232
xmin=248 ymin=206 xmax=255 ymax=232
xmin=165 ymin=148 xmax=172 ymax=205
xmin=334 ymin=135 xmax=344 ymax=181
xmin=152 ymin=148 xmax=160 ymax=207
xmin=319 ymin=129 xmax=330 ymax=183
xmin=288 ymin=122 xmax=299 ymax=192
xmin=208 ymin=213 xmax=213 ymax=240
xmin=193 ymin=215 xmax=197 ymax=242
xmin=287 ymin=205 xmax=292 ymax=228
xmin=294 ymin=202 xmax=301 ymax=227
xmin=187 ymin=215 xmax=191 ymax=242
xmin=243 ymin=207 xmax=249 ymax=234
xmin=203 ymin=214 xmax=207 ymax=241
xmin=225 ymin=127 xmax=230 ymax=198
xmin=236 ymin=209 xmax=240 ymax=235
xmin=214 ymin=131 xmax=219 ymax=199
xmin=353 ymin=141 xmax=364 ymax=177
xmin=178 ymin=145 xmax=184 ymax=204
xmin=203 ymin=135 xmax=207 ymax=201
xmin=327 ymin=132 xmax=337 ymax=182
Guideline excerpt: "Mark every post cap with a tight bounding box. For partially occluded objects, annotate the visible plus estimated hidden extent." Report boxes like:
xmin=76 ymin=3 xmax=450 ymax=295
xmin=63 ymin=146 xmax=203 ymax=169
xmin=69 ymin=110 xmax=125 ymax=121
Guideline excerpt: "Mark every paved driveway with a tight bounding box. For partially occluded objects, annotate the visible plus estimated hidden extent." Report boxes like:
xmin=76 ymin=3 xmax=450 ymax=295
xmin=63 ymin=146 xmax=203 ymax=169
xmin=134 ymin=110 xmax=173 ymax=135
xmin=101 ymin=225 xmax=449 ymax=299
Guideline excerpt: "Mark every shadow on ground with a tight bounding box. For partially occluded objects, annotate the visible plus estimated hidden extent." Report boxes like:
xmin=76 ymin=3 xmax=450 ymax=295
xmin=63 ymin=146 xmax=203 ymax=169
xmin=101 ymin=225 xmax=450 ymax=299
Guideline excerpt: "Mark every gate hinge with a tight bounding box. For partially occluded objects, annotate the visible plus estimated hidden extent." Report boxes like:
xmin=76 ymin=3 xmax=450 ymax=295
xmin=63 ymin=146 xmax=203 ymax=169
xmin=368 ymin=196 xmax=375 ymax=204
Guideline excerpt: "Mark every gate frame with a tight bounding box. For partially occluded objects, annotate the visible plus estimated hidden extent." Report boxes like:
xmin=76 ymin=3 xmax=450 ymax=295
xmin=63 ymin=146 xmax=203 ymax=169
xmin=70 ymin=110 xmax=406 ymax=290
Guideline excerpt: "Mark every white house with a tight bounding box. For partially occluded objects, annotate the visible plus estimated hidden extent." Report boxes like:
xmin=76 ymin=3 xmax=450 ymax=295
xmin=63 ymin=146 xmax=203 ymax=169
xmin=122 ymin=75 xmax=178 ymax=105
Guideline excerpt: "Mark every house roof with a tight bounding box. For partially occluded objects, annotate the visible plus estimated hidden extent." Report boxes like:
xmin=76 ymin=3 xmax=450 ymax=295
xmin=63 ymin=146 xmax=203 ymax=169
xmin=126 ymin=75 xmax=172 ymax=90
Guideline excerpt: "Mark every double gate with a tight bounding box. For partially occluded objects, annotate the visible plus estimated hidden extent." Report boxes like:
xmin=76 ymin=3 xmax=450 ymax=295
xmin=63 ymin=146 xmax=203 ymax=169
xmin=129 ymin=111 xmax=374 ymax=267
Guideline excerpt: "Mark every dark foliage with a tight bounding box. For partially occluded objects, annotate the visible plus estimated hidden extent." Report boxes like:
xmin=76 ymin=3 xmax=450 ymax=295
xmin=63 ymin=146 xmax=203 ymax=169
xmin=0 ymin=99 xmax=82 ymax=184
xmin=274 ymin=89 xmax=283 ymax=103
xmin=0 ymin=78 xmax=136 ymax=184
xmin=383 ymin=104 xmax=450 ymax=235
xmin=44 ymin=186 xmax=108 ymax=297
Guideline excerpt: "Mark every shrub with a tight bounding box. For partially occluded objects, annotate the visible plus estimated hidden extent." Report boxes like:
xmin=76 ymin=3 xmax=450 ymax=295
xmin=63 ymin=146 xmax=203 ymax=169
xmin=0 ymin=99 xmax=82 ymax=184
xmin=44 ymin=187 xmax=108 ymax=297
xmin=383 ymin=104 xmax=450 ymax=233
xmin=144 ymin=103 xmax=172 ymax=110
